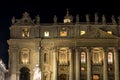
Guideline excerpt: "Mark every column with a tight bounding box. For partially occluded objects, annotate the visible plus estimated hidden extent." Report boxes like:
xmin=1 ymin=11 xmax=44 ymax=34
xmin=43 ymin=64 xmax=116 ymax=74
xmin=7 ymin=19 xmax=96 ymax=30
xmin=75 ymin=49 xmax=80 ymax=80
xmin=69 ymin=49 xmax=73 ymax=80
xmin=87 ymin=48 xmax=91 ymax=80
xmin=114 ymin=48 xmax=119 ymax=80
xmin=53 ymin=48 xmax=57 ymax=80
xmin=103 ymin=48 xmax=108 ymax=80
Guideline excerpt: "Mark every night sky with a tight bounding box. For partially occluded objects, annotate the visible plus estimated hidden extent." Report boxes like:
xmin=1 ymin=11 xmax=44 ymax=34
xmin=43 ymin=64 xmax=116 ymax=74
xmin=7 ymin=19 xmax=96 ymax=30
xmin=0 ymin=0 xmax=120 ymax=68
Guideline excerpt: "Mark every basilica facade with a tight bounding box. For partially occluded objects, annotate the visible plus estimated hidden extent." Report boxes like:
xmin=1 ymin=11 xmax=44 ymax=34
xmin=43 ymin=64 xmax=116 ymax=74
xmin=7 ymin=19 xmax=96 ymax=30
xmin=7 ymin=10 xmax=120 ymax=80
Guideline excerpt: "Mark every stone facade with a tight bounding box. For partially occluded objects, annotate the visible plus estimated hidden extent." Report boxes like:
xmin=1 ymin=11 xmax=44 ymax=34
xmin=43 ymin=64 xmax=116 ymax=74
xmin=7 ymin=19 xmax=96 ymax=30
xmin=7 ymin=11 xmax=120 ymax=80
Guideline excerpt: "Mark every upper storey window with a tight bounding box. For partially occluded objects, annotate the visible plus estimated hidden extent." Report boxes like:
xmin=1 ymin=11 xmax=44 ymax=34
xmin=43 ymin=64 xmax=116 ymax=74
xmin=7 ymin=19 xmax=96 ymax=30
xmin=60 ymin=31 xmax=67 ymax=36
xmin=60 ymin=27 xmax=67 ymax=37
xmin=20 ymin=48 xmax=30 ymax=64
xmin=44 ymin=31 xmax=49 ymax=37
xmin=80 ymin=31 xmax=86 ymax=35
xmin=107 ymin=31 xmax=112 ymax=34
xmin=22 ymin=28 xmax=29 ymax=37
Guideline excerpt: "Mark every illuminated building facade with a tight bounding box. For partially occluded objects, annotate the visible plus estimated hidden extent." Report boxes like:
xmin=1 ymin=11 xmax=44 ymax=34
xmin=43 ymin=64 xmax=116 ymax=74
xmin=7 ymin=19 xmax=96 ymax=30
xmin=7 ymin=11 xmax=120 ymax=80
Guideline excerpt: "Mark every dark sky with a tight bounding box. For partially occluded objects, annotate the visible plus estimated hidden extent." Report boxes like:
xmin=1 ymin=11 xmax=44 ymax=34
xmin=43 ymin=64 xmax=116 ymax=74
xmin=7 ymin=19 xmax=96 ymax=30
xmin=0 ymin=0 xmax=120 ymax=68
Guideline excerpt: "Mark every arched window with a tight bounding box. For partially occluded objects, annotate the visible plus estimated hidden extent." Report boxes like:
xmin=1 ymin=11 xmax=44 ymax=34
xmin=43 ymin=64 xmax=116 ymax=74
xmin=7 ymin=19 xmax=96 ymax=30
xmin=44 ymin=53 xmax=47 ymax=63
xmin=81 ymin=52 xmax=86 ymax=63
xmin=21 ymin=48 xmax=30 ymax=64
xmin=44 ymin=53 xmax=49 ymax=64
xmin=108 ymin=52 xmax=113 ymax=64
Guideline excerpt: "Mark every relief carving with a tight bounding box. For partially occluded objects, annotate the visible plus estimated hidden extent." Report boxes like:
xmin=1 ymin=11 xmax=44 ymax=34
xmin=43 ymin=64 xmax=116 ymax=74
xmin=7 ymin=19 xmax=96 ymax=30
xmin=20 ymin=48 xmax=30 ymax=64
xmin=58 ymin=48 xmax=69 ymax=65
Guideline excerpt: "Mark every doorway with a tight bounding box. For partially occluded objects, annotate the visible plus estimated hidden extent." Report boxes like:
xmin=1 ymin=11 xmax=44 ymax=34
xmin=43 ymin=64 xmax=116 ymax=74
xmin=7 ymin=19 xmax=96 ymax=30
xmin=59 ymin=74 xmax=67 ymax=80
xmin=20 ymin=67 xmax=30 ymax=80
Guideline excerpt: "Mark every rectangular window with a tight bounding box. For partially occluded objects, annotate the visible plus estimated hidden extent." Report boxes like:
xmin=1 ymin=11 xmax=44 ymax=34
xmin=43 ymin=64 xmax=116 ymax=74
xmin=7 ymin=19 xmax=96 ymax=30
xmin=107 ymin=31 xmax=112 ymax=34
xmin=60 ymin=31 xmax=67 ymax=36
xmin=22 ymin=28 xmax=29 ymax=37
xmin=80 ymin=31 xmax=86 ymax=35
xmin=44 ymin=31 xmax=49 ymax=37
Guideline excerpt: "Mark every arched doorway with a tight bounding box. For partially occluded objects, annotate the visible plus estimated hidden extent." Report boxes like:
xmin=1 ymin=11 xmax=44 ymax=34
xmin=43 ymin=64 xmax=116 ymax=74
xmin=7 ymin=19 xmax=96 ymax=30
xmin=20 ymin=67 xmax=30 ymax=80
xmin=59 ymin=74 xmax=68 ymax=80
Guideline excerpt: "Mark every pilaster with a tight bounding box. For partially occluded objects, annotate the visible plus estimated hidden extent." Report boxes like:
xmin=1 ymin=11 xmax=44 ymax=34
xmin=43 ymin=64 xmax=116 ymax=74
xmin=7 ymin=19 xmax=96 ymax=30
xmin=75 ymin=48 xmax=80 ymax=80
xmin=114 ymin=48 xmax=119 ymax=80
xmin=53 ymin=48 xmax=57 ymax=80
xmin=10 ymin=48 xmax=18 ymax=80
xmin=103 ymin=48 xmax=108 ymax=80
xmin=87 ymin=48 xmax=91 ymax=80
xmin=69 ymin=49 xmax=73 ymax=80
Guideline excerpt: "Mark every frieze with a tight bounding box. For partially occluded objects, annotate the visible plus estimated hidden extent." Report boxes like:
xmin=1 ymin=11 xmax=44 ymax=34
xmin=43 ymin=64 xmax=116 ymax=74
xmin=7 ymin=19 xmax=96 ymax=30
xmin=79 ymin=47 xmax=87 ymax=52
xmin=41 ymin=42 xmax=54 ymax=47
xmin=41 ymin=47 xmax=53 ymax=53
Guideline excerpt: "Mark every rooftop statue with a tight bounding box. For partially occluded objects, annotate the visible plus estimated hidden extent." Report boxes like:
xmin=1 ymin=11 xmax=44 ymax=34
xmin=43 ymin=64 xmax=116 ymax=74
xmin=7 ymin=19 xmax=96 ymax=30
xmin=102 ymin=14 xmax=106 ymax=24
xmin=94 ymin=13 xmax=99 ymax=24
xmin=118 ymin=16 xmax=120 ymax=25
xmin=76 ymin=14 xmax=79 ymax=23
xmin=85 ymin=14 xmax=90 ymax=24
xmin=11 ymin=16 xmax=15 ymax=24
xmin=36 ymin=15 xmax=40 ymax=24
xmin=111 ymin=15 xmax=116 ymax=25
xmin=53 ymin=15 xmax=57 ymax=23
